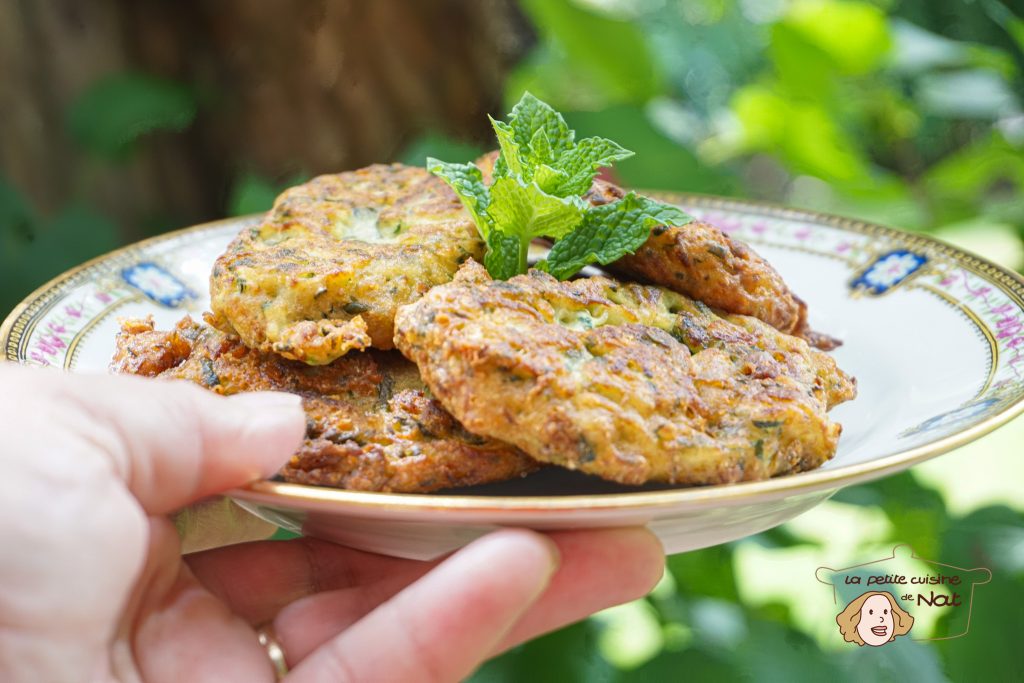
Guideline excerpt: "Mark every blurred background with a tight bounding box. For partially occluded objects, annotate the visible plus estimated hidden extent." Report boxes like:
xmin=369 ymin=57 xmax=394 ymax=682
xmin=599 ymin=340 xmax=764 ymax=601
xmin=2 ymin=0 xmax=1022 ymax=680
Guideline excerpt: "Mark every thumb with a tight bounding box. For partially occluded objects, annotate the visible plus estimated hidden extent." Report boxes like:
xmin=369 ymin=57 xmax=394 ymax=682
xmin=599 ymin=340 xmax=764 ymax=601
xmin=10 ymin=366 xmax=305 ymax=515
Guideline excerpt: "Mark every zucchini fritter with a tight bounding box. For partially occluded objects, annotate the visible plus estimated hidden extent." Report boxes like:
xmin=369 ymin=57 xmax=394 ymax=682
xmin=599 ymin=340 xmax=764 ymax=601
xmin=209 ymin=164 xmax=484 ymax=365
xmin=475 ymin=151 xmax=835 ymax=349
xmin=111 ymin=316 xmax=538 ymax=493
xmin=394 ymin=262 xmax=856 ymax=487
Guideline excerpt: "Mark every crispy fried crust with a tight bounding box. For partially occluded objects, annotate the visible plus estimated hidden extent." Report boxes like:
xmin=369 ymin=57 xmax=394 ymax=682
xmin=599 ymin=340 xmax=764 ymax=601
xmin=394 ymin=261 xmax=856 ymax=486
xmin=111 ymin=316 xmax=538 ymax=493
xmin=209 ymin=164 xmax=485 ymax=365
xmin=475 ymin=151 xmax=836 ymax=350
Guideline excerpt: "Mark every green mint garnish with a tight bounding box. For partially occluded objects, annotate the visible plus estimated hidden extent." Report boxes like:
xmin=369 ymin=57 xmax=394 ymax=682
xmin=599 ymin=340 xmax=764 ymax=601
xmin=539 ymin=194 xmax=691 ymax=280
xmin=428 ymin=92 xmax=692 ymax=279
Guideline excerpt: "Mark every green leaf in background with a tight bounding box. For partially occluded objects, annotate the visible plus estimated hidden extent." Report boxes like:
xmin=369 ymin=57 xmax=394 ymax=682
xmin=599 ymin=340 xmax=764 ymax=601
xmin=728 ymin=87 xmax=872 ymax=182
xmin=782 ymin=103 xmax=872 ymax=182
xmin=981 ymin=0 xmax=1024 ymax=54
xmin=593 ymin=600 xmax=665 ymax=670
xmin=935 ymin=506 xmax=1024 ymax=681
xmin=513 ymin=0 xmax=663 ymax=106
xmin=470 ymin=621 xmax=615 ymax=682
xmin=67 ymin=73 xmax=197 ymax=161
xmin=664 ymin=544 xmax=741 ymax=603
xmin=769 ymin=21 xmax=842 ymax=99
xmin=735 ymin=619 xmax=849 ymax=683
xmin=566 ymin=106 xmax=739 ymax=194
xmin=922 ymin=132 xmax=1024 ymax=227
xmin=228 ymin=173 xmax=282 ymax=217
xmin=780 ymin=0 xmax=892 ymax=77
xmin=833 ymin=471 xmax=947 ymax=559
xmin=0 ymin=178 xmax=38 ymax=315
xmin=730 ymin=85 xmax=788 ymax=151
xmin=504 ymin=43 xmax=611 ymax=112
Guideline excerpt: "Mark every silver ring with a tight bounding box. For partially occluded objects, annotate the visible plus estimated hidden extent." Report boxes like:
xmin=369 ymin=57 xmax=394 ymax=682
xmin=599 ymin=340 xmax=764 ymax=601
xmin=256 ymin=625 xmax=289 ymax=680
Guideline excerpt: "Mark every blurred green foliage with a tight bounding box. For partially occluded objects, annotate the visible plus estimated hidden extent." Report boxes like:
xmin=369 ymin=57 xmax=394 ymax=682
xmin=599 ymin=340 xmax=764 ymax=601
xmin=500 ymin=0 xmax=1023 ymax=245
xmin=1 ymin=2 xmax=1022 ymax=680
xmin=66 ymin=73 xmax=197 ymax=161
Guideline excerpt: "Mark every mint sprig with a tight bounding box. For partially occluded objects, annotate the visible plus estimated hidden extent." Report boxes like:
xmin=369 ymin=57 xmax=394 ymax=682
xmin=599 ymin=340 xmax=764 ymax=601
xmin=428 ymin=92 xmax=692 ymax=279
xmin=540 ymin=194 xmax=690 ymax=280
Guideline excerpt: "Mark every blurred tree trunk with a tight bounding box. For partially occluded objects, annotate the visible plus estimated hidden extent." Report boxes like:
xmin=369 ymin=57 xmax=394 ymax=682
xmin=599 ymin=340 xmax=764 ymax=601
xmin=0 ymin=0 xmax=531 ymax=236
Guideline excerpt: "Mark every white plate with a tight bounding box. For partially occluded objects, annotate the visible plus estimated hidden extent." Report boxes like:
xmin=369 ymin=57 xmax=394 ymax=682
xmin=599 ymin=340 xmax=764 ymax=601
xmin=5 ymin=194 xmax=1023 ymax=559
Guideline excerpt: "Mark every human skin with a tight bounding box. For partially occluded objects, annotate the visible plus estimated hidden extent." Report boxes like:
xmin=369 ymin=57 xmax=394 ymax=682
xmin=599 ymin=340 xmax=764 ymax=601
xmin=857 ymin=594 xmax=896 ymax=646
xmin=0 ymin=365 xmax=663 ymax=682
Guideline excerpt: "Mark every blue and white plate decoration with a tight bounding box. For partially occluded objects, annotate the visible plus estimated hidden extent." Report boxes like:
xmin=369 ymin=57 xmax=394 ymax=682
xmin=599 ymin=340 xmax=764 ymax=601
xmin=121 ymin=261 xmax=197 ymax=308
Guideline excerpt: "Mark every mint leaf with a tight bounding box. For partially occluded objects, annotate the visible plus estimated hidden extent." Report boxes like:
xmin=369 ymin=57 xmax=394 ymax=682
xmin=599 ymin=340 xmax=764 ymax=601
xmin=488 ymin=177 xmax=585 ymax=240
xmin=530 ymin=137 xmax=635 ymax=198
xmin=493 ymin=152 xmax=509 ymax=179
xmin=532 ymin=164 xmax=571 ymax=196
xmin=540 ymin=194 xmax=692 ymax=280
xmin=528 ymin=128 xmax=555 ymax=167
xmin=430 ymin=93 xmax=678 ymax=281
xmin=489 ymin=118 xmax=525 ymax=178
xmin=484 ymin=230 xmax=522 ymax=280
xmin=427 ymin=158 xmax=492 ymax=237
xmin=508 ymin=92 xmax=575 ymax=157
xmin=544 ymin=136 xmax=635 ymax=196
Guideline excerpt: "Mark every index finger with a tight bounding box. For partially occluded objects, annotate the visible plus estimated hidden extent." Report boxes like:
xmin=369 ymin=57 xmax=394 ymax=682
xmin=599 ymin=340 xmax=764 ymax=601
xmin=3 ymin=366 xmax=305 ymax=514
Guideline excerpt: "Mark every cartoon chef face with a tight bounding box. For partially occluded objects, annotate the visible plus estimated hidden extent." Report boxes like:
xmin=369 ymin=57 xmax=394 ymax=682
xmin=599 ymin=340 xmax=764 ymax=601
xmin=857 ymin=593 xmax=896 ymax=646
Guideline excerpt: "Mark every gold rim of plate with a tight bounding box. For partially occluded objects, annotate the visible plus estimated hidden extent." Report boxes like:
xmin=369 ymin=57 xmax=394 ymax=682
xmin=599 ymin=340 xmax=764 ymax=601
xmin=4 ymin=193 xmax=1024 ymax=512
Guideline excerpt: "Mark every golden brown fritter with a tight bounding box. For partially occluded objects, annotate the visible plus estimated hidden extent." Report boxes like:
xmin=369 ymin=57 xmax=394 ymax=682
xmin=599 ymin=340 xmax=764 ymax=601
xmin=475 ymin=151 xmax=835 ymax=350
xmin=394 ymin=261 xmax=856 ymax=486
xmin=111 ymin=316 xmax=538 ymax=493
xmin=208 ymin=164 xmax=485 ymax=365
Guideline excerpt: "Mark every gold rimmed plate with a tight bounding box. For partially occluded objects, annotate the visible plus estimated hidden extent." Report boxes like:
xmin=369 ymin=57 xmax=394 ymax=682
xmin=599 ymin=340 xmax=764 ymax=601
xmin=5 ymin=194 xmax=1024 ymax=559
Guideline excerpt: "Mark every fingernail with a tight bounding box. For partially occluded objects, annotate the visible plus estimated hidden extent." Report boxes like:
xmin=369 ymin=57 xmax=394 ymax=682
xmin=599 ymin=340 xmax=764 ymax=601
xmin=537 ymin=533 xmax=561 ymax=575
xmin=479 ymin=529 xmax=561 ymax=589
xmin=227 ymin=392 xmax=306 ymax=476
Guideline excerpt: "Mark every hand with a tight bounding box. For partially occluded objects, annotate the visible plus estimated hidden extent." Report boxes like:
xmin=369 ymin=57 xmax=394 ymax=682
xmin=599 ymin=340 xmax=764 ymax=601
xmin=0 ymin=366 xmax=664 ymax=682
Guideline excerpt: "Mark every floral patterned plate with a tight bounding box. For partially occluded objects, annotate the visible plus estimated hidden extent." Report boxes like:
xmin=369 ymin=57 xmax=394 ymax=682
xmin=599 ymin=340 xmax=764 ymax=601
xmin=4 ymin=194 xmax=1024 ymax=559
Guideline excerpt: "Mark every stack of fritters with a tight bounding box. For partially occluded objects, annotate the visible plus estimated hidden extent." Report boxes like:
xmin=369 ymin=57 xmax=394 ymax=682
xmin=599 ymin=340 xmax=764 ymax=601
xmin=112 ymin=316 xmax=539 ymax=493
xmin=112 ymin=160 xmax=856 ymax=492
